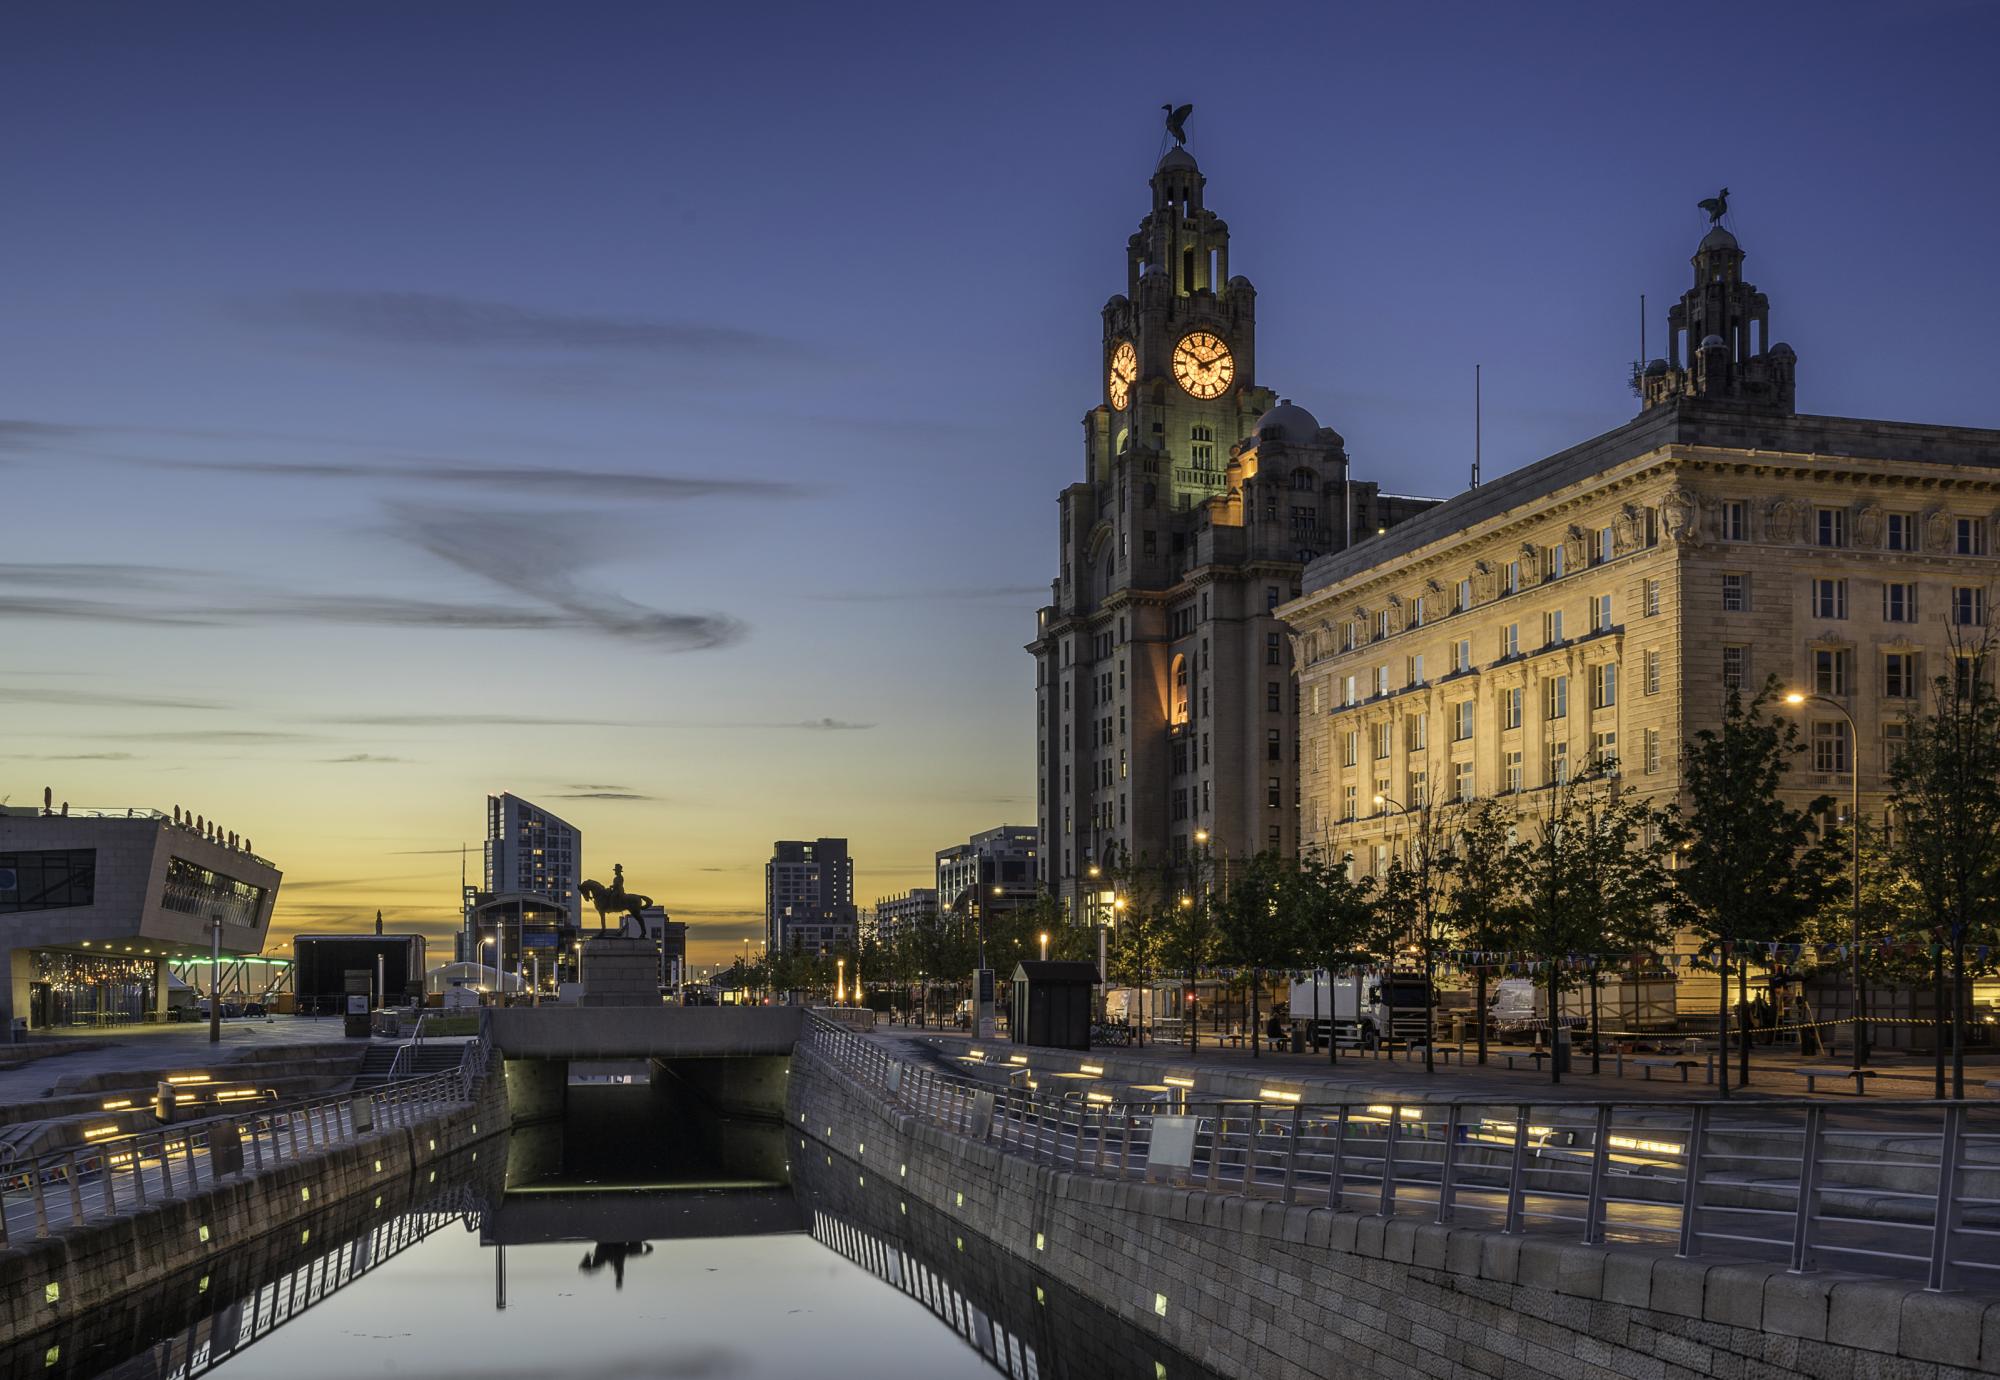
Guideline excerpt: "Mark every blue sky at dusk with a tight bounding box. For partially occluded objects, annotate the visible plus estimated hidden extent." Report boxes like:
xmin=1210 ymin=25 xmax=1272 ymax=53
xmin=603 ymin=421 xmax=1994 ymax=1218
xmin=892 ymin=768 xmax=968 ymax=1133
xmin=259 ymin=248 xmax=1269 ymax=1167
xmin=4 ymin=1 xmax=1996 ymax=965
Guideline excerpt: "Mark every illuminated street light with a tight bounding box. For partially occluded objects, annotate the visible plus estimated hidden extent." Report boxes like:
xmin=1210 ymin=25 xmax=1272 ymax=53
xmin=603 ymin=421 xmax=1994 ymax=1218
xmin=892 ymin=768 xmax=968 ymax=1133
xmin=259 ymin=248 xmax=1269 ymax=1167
xmin=1038 ymin=932 xmax=1050 ymax=961
xmin=1785 ymin=689 xmax=1866 ymax=1070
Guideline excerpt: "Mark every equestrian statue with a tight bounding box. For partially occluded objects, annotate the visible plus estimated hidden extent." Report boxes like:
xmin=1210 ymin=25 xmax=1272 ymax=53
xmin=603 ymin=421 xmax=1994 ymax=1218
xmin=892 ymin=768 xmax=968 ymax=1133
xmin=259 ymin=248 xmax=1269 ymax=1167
xmin=578 ymin=863 xmax=653 ymax=933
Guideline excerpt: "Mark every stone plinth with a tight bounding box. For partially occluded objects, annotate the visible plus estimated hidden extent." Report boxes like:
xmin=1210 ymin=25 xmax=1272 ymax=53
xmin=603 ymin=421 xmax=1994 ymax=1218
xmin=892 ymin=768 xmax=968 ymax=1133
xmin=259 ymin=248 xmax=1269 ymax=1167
xmin=578 ymin=935 xmax=660 ymax=1007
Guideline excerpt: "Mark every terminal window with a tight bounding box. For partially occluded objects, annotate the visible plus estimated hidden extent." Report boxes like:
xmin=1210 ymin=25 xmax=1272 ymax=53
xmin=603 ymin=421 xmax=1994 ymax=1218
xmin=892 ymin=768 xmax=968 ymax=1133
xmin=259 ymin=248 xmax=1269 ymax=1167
xmin=0 ymin=849 xmax=96 ymax=913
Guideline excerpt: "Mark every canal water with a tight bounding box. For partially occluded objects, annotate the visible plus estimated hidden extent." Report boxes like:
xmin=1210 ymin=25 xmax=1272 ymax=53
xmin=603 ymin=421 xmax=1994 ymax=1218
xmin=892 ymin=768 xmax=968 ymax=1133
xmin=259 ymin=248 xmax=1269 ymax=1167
xmin=15 ymin=1124 xmax=1225 ymax=1380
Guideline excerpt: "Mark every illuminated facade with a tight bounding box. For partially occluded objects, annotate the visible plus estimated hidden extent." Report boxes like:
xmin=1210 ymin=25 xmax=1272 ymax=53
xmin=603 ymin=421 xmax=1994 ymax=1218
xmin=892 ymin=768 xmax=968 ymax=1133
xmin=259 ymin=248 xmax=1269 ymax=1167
xmin=482 ymin=792 xmax=580 ymax=916
xmin=1284 ymin=217 xmax=2000 ymax=872
xmin=1029 ymin=141 xmax=1435 ymax=920
xmin=765 ymin=838 xmax=856 ymax=955
xmin=0 ymin=805 xmax=281 ymax=1028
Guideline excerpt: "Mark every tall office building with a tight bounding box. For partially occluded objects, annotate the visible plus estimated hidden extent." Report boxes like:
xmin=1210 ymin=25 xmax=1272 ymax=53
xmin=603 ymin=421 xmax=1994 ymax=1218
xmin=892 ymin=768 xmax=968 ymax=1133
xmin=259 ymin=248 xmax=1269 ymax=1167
xmin=765 ymin=838 xmax=856 ymax=955
xmin=1029 ymin=133 xmax=1434 ymax=922
xmin=934 ymin=825 xmax=1040 ymax=920
xmin=482 ymin=793 xmax=581 ymax=914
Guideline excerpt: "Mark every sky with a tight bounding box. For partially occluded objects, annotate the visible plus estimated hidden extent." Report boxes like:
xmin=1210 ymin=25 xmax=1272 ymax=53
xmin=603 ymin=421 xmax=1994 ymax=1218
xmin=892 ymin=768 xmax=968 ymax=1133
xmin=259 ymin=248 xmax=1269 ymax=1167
xmin=4 ymin=1 xmax=1998 ymax=970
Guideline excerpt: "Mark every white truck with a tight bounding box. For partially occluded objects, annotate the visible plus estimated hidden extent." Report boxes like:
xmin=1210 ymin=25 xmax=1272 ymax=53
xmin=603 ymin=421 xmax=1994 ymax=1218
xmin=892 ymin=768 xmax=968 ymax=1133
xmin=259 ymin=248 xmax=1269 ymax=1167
xmin=1288 ymin=969 xmax=1431 ymax=1047
xmin=1488 ymin=977 xmax=1589 ymax=1041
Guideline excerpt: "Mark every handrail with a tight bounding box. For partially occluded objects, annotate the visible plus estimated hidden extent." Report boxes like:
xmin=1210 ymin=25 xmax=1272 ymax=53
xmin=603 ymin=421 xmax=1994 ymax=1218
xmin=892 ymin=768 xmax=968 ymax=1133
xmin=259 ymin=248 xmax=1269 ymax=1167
xmin=0 ymin=1033 xmax=492 ymax=1249
xmin=795 ymin=1013 xmax=2000 ymax=1295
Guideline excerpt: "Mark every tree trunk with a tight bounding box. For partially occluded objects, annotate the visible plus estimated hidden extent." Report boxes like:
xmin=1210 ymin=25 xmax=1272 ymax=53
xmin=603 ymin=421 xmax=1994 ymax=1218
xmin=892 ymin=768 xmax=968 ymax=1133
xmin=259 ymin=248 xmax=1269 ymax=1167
xmin=1312 ymin=972 xmax=1322 ymax=1059
xmin=1737 ymin=961 xmax=1752 ymax=1089
xmin=1250 ymin=972 xmax=1261 ymax=1060
xmin=1548 ymin=964 xmax=1561 ymax=1086
xmin=1934 ymin=946 xmax=1947 ymax=1100
xmin=1475 ymin=968 xmax=1489 ymax=1066
xmin=1589 ymin=975 xmax=1601 ymax=1076
xmin=1717 ymin=947 xmax=1731 ymax=1098
xmin=1953 ymin=938 xmax=1968 ymax=1101
xmin=1422 ymin=954 xmax=1435 ymax=1075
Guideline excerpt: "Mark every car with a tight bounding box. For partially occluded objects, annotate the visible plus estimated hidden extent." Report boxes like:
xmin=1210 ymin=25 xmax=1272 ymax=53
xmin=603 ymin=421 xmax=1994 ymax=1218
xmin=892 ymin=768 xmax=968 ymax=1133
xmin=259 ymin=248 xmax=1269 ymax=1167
xmin=243 ymin=1002 xmax=268 ymax=1018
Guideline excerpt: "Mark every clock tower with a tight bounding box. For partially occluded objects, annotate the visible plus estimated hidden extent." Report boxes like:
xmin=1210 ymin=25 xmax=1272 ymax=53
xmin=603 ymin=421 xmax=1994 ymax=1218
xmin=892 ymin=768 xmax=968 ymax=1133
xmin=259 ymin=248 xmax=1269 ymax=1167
xmin=1030 ymin=132 xmax=1437 ymax=927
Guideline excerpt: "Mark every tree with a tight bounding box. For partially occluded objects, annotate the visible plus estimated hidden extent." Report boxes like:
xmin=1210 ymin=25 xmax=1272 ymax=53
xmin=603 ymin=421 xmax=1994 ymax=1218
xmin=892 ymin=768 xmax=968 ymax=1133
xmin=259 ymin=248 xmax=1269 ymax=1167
xmin=1446 ymin=797 xmax=1528 ymax=1066
xmin=1888 ymin=633 xmax=2000 ymax=1098
xmin=1802 ymin=818 xmax=1926 ymax=1056
xmin=1514 ymin=769 xmax=1617 ymax=1083
xmin=1216 ymin=851 xmax=1304 ymax=1059
xmin=1665 ymin=681 xmax=1843 ymax=1094
xmin=1159 ymin=877 xmax=1222 ymax=1052
xmin=1104 ymin=844 xmax=1173 ymax=1046
xmin=1376 ymin=788 xmax=1462 ymax=1071
xmin=1565 ymin=775 xmax=1673 ymax=1073
xmin=1292 ymin=850 xmax=1381 ymax=1064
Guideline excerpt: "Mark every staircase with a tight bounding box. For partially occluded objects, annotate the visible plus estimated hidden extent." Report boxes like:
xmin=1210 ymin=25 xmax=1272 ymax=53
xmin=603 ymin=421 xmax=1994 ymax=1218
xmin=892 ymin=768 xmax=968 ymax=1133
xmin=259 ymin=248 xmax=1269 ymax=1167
xmin=353 ymin=1040 xmax=466 ymax=1090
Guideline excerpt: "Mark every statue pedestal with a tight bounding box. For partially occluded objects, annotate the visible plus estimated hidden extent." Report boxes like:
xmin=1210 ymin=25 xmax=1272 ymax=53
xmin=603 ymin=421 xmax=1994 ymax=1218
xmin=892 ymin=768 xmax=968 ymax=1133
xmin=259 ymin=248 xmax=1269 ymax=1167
xmin=579 ymin=935 xmax=661 ymax=1007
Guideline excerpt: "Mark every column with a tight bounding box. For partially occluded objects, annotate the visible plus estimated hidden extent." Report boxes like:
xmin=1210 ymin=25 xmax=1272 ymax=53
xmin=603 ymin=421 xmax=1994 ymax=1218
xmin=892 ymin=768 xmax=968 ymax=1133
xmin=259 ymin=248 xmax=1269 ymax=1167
xmin=154 ymin=955 xmax=170 ymax=1022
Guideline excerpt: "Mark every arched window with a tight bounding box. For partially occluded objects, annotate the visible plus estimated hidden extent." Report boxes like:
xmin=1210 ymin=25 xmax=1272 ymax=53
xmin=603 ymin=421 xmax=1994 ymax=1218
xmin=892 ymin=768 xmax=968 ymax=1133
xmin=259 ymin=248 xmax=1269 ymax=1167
xmin=1170 ymin=654 xmax=1190 ymax=726
xmin=1116 ymin=428 xmax=1131 ymax=455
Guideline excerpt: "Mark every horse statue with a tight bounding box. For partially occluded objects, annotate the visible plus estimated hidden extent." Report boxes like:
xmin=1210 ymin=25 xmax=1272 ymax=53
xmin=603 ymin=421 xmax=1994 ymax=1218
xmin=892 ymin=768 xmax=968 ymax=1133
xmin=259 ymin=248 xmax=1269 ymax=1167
xmin=578 ymin=863 xmax=652 ymax=932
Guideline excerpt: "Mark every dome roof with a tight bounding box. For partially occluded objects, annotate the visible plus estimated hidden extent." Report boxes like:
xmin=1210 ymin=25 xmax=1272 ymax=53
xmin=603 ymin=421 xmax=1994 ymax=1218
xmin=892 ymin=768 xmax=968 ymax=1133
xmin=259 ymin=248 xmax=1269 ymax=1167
xmin=1698 ymin=225 xmax=1740 ymax=253
xmin=1255 ymin=399 xmax=1321 ymax=445
xmin=1768 ymin=341 xmax=1796 ymax=359
xmin=1699 ymin=334 xmax=1728 ymax=351
xmin=1156 ymin=146 xmax=1199 ymax=173
xmin=1644 ymin=358 xmax=1670 ymax=376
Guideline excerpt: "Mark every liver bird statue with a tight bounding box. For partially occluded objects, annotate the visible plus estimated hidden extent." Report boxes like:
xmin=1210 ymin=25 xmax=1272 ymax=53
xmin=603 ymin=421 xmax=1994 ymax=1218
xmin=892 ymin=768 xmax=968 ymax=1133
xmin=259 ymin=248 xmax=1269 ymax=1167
xmin=1163 ymin=103 xmax=1193 ymax=147
xmin=1698 ymin=187 xmax=1729 ymax=226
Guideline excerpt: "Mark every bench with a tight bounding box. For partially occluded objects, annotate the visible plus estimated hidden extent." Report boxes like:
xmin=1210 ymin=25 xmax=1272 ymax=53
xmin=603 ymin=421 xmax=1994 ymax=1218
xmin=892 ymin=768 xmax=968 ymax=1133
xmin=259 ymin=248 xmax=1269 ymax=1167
xmin=1496 ymin=1050 xmax=1546 ymax=1072
xmin=1631 ymin=1056 xmax=1701 ymax=1083
xmin=1792 ymin=1065 xmax=1877 ymax=1095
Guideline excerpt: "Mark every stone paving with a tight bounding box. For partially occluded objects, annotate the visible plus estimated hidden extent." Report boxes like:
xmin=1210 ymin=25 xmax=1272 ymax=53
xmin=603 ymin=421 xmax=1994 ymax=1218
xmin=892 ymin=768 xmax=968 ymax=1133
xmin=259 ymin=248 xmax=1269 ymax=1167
xmin=0 ymin=1016 xmax=364 ymax=1110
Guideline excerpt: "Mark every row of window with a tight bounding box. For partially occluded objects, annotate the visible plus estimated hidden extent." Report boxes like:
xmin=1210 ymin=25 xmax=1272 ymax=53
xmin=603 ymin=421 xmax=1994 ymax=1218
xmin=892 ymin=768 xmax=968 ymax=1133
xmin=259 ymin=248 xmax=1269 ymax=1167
xmin=1724 ymin=574 xmax=1987 ymax=625
xmin=1332 ymin=592 xmax=1635 ymax=706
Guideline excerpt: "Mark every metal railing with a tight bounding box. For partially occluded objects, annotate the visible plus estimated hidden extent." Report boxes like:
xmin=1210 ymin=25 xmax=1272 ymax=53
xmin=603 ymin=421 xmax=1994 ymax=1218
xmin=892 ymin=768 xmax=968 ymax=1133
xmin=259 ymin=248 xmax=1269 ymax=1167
xmin=799 ymin=1015 xmax=2000 ymax=1294
xmin=0 ymin=1038 xmax=488 ymax=1247
xmin=381 ymin=1012 xmax=431 ymax=1083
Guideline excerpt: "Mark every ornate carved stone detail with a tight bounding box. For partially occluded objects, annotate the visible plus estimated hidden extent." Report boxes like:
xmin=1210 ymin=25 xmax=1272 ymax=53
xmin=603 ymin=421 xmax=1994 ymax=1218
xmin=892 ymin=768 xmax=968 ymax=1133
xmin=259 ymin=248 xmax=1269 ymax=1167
xmin=1615 ymin=503 xmax=1643 ymax=554
xmin=1854 ymin=501 xmax=1884 ymax=550
xmin=1926 ymin=508 xmax=1954 ymax=554
xmin=1766 ymin=496 xmax=1808 ymax=545
xmin=1662 ymin=485 xmax=1701 ymax=547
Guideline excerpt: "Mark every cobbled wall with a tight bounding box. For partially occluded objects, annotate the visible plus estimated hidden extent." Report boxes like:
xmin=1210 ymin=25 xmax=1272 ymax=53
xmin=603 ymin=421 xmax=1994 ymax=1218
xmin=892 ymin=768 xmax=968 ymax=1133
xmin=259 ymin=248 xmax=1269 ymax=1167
xmin=789 ymin=1041 xmax=2000 ymax=1380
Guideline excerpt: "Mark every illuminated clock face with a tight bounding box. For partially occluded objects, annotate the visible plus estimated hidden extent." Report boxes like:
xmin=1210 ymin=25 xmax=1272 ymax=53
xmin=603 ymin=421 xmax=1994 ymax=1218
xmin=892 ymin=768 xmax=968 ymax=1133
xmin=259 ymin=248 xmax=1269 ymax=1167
xmin=1107 ymin=340 xmax=1137 ymax=411
xmin=1172 ymin=331 xmax=1235 ymax=399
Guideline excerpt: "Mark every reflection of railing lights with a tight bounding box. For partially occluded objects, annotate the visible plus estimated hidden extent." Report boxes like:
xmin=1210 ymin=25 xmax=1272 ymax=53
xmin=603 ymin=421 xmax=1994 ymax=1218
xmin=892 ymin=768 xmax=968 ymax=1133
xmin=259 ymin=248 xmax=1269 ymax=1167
xmin=83 ymin=1125 xmax=121 ymax=1141
xmin=101 ymin=1099 xmax=133 ymax=1111
xmin=1079 ymin=1063 xmax=1104 ymax=1076
xmin=1259 ymin=1089 xmax=1302 ymax=1104
xmin=1163 ymin=1076 xmax=1196 ymax=1089
xmin=213 ymin=1088 xmax=259 ymax=1102
xmin=166 ymin=1074 xmax=212 ymax=1085
xmin=1085 ymin=1092 xmax=1114 ymax=1104
xmin=1365 ymin=1105 xmax=1424 ymax=1120
xmin=1007 ymin=1055 xmax=1028 ymax=1065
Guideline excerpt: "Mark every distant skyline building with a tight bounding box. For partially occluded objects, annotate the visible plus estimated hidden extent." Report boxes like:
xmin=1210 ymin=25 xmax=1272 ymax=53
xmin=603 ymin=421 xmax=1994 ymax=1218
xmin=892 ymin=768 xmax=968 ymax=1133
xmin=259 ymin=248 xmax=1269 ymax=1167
xmin=765 ymin=838 xmax=856 ymax=955
xmin=482 ymin=793 xmax=580 ymax=916
xmin=935 ymin=825 xmax=1039 ymax=923
xmin=868 ymin=887 xmax=937 ymax=947
xmin=1029 ymin=139 xmax=1436 ymax=922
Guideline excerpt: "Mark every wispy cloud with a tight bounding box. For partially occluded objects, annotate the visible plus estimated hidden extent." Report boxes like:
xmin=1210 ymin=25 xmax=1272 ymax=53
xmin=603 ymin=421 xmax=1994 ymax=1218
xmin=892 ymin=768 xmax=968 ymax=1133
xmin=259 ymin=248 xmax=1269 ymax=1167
xmin=237 ymin=290 xmax=820 ymax=364
xmin=103 ymin=729 xmax=320 ymax=744
xmin=0 ymin=421 xmax=84 ymax=452
xmin=553 ymin=790 xmax=656 ymax=801
xmin=788 ymin=717 xmax=873 ymax=731
xmin=0 ymin=685 xmax=224 ymax=711
xmin=2 ymin=751 xmax=138 ymax=761
xmin=322 ymin=753 xmax=407 ymax=764
xmin=121 ymin=455 xmax=807 ymax=503
xmin=804 ymin=585 xmax=1044 ymax=603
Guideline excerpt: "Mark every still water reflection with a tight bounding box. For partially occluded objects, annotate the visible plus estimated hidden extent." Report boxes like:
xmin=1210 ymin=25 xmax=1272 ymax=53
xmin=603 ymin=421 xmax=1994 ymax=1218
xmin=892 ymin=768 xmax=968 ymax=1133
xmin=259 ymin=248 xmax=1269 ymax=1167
xmin=18 ymin=1134 xmax=1222 ymax=1380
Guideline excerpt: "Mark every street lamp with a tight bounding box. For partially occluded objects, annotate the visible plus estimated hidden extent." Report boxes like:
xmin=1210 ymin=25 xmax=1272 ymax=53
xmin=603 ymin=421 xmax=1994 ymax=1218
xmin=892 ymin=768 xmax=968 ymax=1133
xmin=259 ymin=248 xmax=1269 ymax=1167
xmin=837 ymin=956 xmax=846 ymax=1006
xmin=1039 ymin=932 xmax=1050 ymax=962
xmin=1785 ymin=690 xmax=1866 ymax=1069
xmin=485 ymin=934 xmax=500 ymax=1004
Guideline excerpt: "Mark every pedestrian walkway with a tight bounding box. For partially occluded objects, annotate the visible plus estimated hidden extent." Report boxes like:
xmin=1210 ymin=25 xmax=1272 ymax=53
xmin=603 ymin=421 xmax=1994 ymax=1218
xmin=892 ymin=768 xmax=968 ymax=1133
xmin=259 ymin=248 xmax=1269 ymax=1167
xmin=879 ymin=1024 xmax=1991 ymax=1101
xmin=0 ymin=1017 xmax=363 ymax=1112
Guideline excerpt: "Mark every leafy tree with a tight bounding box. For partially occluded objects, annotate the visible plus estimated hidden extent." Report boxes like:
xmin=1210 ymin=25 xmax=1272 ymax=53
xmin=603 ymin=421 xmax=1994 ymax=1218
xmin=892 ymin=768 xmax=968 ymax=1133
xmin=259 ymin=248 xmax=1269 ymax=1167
xmin=1104 ymin=843 xmax=1174 ymax=1045
xmin=1514 ymin=770 xmax=1613 ymax=1083
xmin=1376 ymin=787 xmax=1462 ymax=1071
xmin=1665 ymin=681 xmax=1843 ymax=1094
xmin=1216 ymin=850 xmax=1305 ymax=1059
xmin=1445 ymin=797 xmax=1527 ymax=1066
xmin=1888 ymin=633 xmax=2000 ymax=1098
xmin=1564 ymin=775 xmax=1673 ymax=1073
xmin=1292 ymin=850 xmax=1380 ymax=1064
xmin=1159 ymin=877 xmax=1222 ymax=1052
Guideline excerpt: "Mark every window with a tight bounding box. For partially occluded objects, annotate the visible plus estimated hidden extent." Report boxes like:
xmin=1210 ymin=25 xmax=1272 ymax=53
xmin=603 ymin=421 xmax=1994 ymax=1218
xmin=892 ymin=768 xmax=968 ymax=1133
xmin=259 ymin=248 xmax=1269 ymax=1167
xmin=1407 ymin=714 xmax=1428 ymax=751
xmin=1954 ymin=586 xmax=1986 ymax=627
xmin=1501 ymin=623 xmax=1520 ymax=659
xmin=1885 ymin=652 xmax=1920 ymax=699
xmin=1723 ymin=501 xmax=1747 ymax=541
xmin=0 ymin=848 xmax=97 ymax=914
xmin=1503 ymin=750 xmax=1524 ymax=793
xmin=1266 ymin=632 xmax=1281 ymax=665
xmin=1644 ymin=649 xmax=1661 ymax=695
xmin=1407 ymin=654 xmax=1426 ymax=687
xmin=1959 ymin=518 xmax=1988 ymax=556
xmin=1884 ymin=720 xmax=1909 ymax=762
xmin=1342 ymin=785 xmax=1357 ymax=821
xmin=1812 ymin=578 xmax=1848 ymax=620
xmin=1456 ymin=578 xmax=1472 ymax=612
xmin=1956 ymin=654 xmax=1985 ymax=700
xmin=1267 ymin=777 xmax=1281 ymax=809
xmin=1545 ymin=544 xmax=1566 ymax=580
xmin=1816 ymin=508 xmax=1847 ymax=548
xmin=1597 ymin=526 xmax=1615 ymax=565
xmin=1502 ymin=687 xmax=1523 ymax=729
xmin=1453 ymin=700 xmax=1475 ymax=741
xmin=1373 ymin=666 xmax=1389 ymax=697
xmin=1589 ymin=593 xmax=1613 ymax=632
xmin=1342 ymin=674 xmax=1357 ymax=706
xmin=1453 ymin=759 xmax=1475 ymax=801
xmin=1267 ymin=586 xmax=1281 ymax=611
xmin=1543 ymin=609 xmax=1565 ymax=646
xmin=1811 ymin=721 xmax=1849 ymax=774
xmin=1266 ymin=681 xmax=1282 ymax=712
xmin=1643 ymin=580 xmax=1660 ymax=617
xmin=1342 ymin=622 xmax=1356 ymax=652
xmin=1592 ymin=730 xmax=1618 ymax=770
xmin=1190 ymin=423 xmax=1214 ymax=466
xmin=1643 ymin=728 xmax=1661 ymax=774
xmin=1722 ymin=574 xmax=1748 ymax=611
xmin=1591 ymin=662 xmax=1618 ymax=709
xmin=1452 ymin=638 xmax=1472 ymax=673
xmin=1374 ymin=779 xmax=1390 ymax=812
xmin=1884 ymin=583 xmax=1917 ymax=623
xmin=1373 ymin=610 xmax=1390 ymax=640
xmin=1503 ymin=561 xmax=1520 ymax=595
xmin=1545 ymin=740 xmax=1570 ymax=785
xmin=1407 ymin=769 xmax=1427 ymax=802
xmin=1814 ymin=648 xmax=1852 ymax=696
xmin=1886 ymin=513 xmax=1916 ymax=552
xmin=1722 ymin=645 xmax=1749 ymax=690
xmin=1373 ymin=723 xmax=1392 ymax=760
xmin=1341 ymin=729 xmax=1359 ymax=767
xmin=1267 ymin=728 xmax=1282 ymax=762
xmin=1410 ymin=596 xmax=1426 ymax=628
xmin=1544 ymin=675 xmax=1569 ymax=720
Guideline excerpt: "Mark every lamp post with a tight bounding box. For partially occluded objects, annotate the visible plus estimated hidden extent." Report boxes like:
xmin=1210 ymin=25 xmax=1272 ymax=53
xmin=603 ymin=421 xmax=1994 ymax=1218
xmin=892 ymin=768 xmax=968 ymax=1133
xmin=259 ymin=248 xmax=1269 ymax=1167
xmin=1038 ymin=932 xmax=1049 ymax=962
xmin=837 ymin=956 xmax=846 ymax=1006
xmin=1192 ymin=830 xmax=1211 ymax=1049
xmin=1785 ymin=691 xmax=1865 ymax=1069
xmin=209 ymin=917 xmax=221 ymax=1045
xmin=485 ymin=934 xmax=500 ymax=1005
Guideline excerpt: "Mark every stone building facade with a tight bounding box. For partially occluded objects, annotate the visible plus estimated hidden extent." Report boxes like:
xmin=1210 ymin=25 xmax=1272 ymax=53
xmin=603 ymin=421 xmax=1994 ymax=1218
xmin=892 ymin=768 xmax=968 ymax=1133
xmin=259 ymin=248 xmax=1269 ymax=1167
xmin=1283 ymin=217 xmax=2000 ymax=875
xmin=1029 ymin=140 xmax=1435 ymax=922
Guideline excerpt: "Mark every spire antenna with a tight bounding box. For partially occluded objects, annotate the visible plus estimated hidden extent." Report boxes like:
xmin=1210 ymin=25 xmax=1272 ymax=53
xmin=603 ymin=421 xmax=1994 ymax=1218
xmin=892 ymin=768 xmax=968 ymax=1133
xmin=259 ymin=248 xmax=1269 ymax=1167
xmin=1470 ymin=364 xmax=1482 ymax=490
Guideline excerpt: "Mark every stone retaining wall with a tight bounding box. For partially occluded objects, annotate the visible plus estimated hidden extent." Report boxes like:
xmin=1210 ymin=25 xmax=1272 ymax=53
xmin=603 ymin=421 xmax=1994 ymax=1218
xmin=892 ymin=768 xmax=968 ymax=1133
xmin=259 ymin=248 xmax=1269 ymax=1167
xmin=790 ymin=1040 xmax=2000 ymax=1380
xmin=0 ymin=1069 xmax=506 ymax=1344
